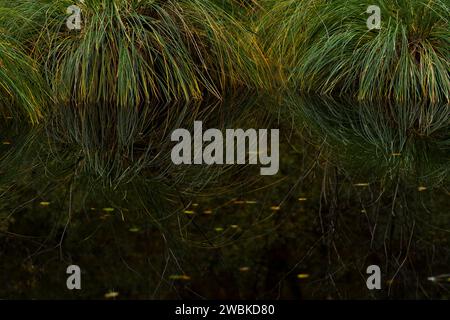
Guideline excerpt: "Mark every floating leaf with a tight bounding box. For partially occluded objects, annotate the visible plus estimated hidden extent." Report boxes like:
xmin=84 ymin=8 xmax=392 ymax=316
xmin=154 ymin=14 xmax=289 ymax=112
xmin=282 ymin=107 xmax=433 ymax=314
xmin=418 ymin=186 xmax=427 ymax=192
xmin=270 ymin=206 xmax=281 ymax=211
xmin=354 ymin=183 xmax=370 ymax=187
xmin=239 ymin=267 xmax=250 ymax=272
xmin=215 ymin=227 xmax=224 ymax=232
xmin=104 ymin=291 xmax=119 ymax=299
xmin=184 ymin=210 xmax=195 ymax=215
xmin=39 ymin=202 xmax=50 ymax=206
xmin=169 ymin=275 xmax=191 ymax=281
xmin=102 ymin=208 xmax=115 ymax=212
xmin=298 ymin=197 xmax=308 ymax=201
xmin=297 ymin=274 xmax=310 ymax=279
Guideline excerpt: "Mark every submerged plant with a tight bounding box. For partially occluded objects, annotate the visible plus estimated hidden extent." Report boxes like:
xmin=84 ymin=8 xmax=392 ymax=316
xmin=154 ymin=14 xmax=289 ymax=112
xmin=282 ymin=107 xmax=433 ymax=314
xmin=261 ymin=0 xmax=450 ymax=103
xmin=0 ymin=0 xmax=271 ymax=106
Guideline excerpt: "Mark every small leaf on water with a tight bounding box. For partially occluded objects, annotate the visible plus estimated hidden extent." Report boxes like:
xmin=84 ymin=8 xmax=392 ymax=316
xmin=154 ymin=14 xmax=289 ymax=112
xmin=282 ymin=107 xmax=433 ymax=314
xmin=297 ymin=274 xmax=310 ymax=279
xmin=39 ymin=202 xmax=50 ymax=206
xmin=129 ymin=227 xmax=139 ymax=233
xmin=203 ymin=210 xmax=213 ymax=215
xmin=2 ymin=141 xmax=11 ymax=145
xmin=391 ymin=153 xmax=401 ymax=157
xmin=239 ymin=267 xmax=250 ymax=272
xmin=354 ymin=183 xmax=370 ymax=187
xmin=418 ymin=186 xmax=427 ymax=192
xmin=245 ymin=200 xmax=257 ymax=204
xmin=270 ymin=206 xmax=281 ymax=211
xmin=230 ymin=225 xmax=239 ymax=229
xmin=169 ymin=275 xmax=191 ymax=281
xmin=298 ymin=197 xmax=308 ymax=201
xmin=104 ymin=291 xmax=119 ymax=299
xmin=102 ymin=208 xmax=115 ymax=212
xmin=184 ymin=210 xmax=195 ymax=215
xmin=215 ymin=227 xmax=224 ymax=232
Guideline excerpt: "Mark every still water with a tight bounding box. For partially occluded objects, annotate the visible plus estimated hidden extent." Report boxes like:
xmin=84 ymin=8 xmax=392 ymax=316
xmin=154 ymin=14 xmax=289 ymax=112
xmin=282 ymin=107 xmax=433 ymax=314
xmin=0 ymin=94 xmax=449 ymax=299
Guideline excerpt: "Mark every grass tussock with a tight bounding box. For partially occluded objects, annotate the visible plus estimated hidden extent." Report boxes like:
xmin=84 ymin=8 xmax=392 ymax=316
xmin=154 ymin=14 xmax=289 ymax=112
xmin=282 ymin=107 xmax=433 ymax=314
xmin=261 ymin=0 xmax=450 ymax=103
xmin=0 ymin=36 xmax=47 ymax=123
xmin=0 ymin=0 xmax=271 ymax=107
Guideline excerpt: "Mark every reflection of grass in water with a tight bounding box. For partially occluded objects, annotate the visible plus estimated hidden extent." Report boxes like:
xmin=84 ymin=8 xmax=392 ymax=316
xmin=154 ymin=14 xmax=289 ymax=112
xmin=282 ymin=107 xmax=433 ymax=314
xmin=1 ymin=94 xmax=450 ymax=299
xmin=260 ymin=0 xmax=449 ymax=103
xmin=0 ymin=0 xmax=271 ymax=106
xmin=287 ymin=95 xmax=450 ymax=189
xmin=0 ymin=95 xmax=283 ymax=298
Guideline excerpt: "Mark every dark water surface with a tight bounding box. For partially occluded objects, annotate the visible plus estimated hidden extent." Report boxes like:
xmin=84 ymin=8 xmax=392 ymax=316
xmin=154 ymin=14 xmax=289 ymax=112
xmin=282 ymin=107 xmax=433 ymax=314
xmin=0 ymin=95 xmax=449 ymax=299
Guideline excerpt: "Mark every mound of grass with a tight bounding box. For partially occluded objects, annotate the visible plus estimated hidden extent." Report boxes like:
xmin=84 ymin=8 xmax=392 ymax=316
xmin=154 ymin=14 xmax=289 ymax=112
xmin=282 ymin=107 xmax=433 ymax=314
xmin=0 ymin=36 xmax=47 ymax=123
xmin=261 ymin=0 xmax=449 ymax=103
xmin=0 ymin=0 xmax=270 ymax=106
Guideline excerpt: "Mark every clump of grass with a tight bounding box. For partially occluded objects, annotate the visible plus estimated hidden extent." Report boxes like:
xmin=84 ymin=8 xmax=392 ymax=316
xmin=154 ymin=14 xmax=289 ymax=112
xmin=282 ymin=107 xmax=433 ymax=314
xmin=1 ymin=0 xmax=270 ymax=106
xmin=0 ymin=36 xmax=47 ymax=123
xmin=261 ymin=0 xmax=449 ymax=103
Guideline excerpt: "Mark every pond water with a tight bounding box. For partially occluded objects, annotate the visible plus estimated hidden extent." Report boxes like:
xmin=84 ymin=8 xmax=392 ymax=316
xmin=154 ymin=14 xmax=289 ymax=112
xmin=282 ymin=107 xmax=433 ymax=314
xmin=0 ymin=94 xmax=449 ymax=299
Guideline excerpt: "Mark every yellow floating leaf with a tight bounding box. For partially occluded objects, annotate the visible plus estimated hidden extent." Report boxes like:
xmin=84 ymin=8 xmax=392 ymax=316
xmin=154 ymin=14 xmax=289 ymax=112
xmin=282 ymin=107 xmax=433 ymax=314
xmin=102 ymin=208 xmax=115 ymax=212
xmin=230 ymin=225 xmax=239 ymax=229
xmin=297 ymin=274 xmax=310 ymax=279
xmin=2 ymin=141 xmax=11 ymax=145
xmin=169 ymin=275 xmax=191 ymax=281
xmin=354 ymin=183 xmax=370 ymax=187
xmin=39 ymin=202 xmax=50 ymax=206
xmin=191 ymin=203 xmax=199 ymax=207
xmin=298 ymin=197 xmax=308 ymax=201
xmin=245 ymin=200 xmax=257 ymax=204
xmin=239 ymin=267 xmax=250 ymax=272
xmin=203 ymin=210 xmax=213 ymax=215
xmin=270 ymin=206 xmax=281 ymax=211
xmin=418 ymin=186 xmax=427 ymax=192
xmin=184 ymin=210 xmax=195 ymax=215
xmin=104 ymin=291 xmax=119 ymax=299
xmin=215 ymin=227 xmax=224 ymax=232
xmin=391 ymin=153 xmax=401 ymax=157
xmin=129 ymin=227 xmax=139 ymax=233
